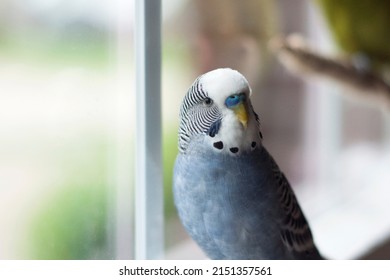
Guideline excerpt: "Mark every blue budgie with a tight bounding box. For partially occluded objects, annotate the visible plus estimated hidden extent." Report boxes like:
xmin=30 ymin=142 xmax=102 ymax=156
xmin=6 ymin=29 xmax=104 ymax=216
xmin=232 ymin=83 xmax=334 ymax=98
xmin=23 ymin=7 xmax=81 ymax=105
xmin=173 ymin=68 xmax=323 ymax=259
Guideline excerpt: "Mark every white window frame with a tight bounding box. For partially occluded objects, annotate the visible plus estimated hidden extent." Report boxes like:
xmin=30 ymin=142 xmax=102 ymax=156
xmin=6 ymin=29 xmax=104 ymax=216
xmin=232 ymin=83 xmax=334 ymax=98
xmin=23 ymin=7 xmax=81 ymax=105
xmin=131 ymin=0 xmax=390 ymax=260
xmin=135 ymin=0 xmax=164 ymax=260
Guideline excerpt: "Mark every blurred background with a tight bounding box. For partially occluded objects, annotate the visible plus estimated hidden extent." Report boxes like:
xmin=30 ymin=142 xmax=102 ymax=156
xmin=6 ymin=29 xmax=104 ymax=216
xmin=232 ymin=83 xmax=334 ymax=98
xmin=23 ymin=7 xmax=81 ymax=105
xmin=0 ymin=0 xmax=389 ymax=259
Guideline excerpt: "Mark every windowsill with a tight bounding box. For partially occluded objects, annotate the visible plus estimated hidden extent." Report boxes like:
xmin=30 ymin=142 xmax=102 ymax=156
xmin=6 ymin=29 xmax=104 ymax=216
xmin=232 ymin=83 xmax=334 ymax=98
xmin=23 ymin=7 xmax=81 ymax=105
xmin=299 ymin=144 xmax=390 ymax=259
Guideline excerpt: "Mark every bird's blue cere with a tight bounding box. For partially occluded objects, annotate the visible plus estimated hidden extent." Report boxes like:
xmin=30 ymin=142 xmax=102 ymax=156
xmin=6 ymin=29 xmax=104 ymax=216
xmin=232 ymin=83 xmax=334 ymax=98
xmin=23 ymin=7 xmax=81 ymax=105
xmin=225 ymin=93 xmax=246 ymax=108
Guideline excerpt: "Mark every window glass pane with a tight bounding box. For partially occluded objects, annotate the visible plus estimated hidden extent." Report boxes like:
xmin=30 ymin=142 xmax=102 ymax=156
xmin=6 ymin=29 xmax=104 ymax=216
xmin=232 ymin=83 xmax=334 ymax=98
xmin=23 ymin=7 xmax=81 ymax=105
xmin=2 ymin=0 xmax=389 ymax=260
xmin=162 ymin=0 xmax=280 ymax=259
xmin=0 ymin=0 xmax=134 ymax=259
xmin=163 ymin=0 xmax=390 ymax=259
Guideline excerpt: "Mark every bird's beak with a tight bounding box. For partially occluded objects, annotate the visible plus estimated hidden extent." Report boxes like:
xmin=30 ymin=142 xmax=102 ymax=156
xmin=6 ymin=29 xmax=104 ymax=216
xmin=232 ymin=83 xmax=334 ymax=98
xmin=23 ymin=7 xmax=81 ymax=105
xmin=233 ymin=102 xmax=248 ymax=129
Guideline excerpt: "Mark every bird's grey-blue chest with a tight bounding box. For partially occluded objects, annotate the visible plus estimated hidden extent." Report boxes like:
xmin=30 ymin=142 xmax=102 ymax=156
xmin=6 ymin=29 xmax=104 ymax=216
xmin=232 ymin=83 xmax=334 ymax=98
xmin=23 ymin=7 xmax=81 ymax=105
xmin=174 ymin=143 xmax=274 ymax=206
xmin=173 ymin=141 xmax=281 ymax=259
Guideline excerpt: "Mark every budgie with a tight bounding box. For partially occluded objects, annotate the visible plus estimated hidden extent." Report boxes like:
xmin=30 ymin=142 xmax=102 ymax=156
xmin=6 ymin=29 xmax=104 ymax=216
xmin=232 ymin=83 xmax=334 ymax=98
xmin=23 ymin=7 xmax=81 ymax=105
xmin=173 ymin=68 xmax=323 ymax=259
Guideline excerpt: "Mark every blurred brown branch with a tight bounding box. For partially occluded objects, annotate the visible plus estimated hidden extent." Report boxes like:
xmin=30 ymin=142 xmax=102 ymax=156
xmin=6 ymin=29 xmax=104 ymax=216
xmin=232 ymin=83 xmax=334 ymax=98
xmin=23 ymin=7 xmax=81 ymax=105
xmin=270 ymin=34 xmax=390 ymax=111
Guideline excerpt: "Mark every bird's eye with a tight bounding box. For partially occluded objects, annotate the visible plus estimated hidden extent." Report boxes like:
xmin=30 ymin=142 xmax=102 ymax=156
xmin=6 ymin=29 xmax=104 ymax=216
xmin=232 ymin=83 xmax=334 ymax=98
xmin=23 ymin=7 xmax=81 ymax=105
xmin=203 ymin=97 xmax=213 ymax=106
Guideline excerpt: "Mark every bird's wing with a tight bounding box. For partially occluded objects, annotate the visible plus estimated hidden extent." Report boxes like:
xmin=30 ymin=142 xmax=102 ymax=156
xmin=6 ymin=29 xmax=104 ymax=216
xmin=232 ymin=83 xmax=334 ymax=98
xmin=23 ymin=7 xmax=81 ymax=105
xmin=269 ymin=157 xmax=317 ymax=254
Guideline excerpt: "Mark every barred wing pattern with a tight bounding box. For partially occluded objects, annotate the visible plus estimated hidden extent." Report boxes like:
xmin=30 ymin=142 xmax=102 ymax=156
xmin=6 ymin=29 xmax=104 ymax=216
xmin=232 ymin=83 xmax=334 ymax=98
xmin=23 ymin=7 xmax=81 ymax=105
xmin=269 ymin=157 xmax=319 ymax=256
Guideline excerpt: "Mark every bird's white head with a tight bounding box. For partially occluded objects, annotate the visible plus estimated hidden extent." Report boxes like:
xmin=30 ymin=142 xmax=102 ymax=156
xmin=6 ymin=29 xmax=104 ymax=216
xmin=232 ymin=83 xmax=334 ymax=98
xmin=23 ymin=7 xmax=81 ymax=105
xmin=178 ymin=68 xmax=262 ymax=155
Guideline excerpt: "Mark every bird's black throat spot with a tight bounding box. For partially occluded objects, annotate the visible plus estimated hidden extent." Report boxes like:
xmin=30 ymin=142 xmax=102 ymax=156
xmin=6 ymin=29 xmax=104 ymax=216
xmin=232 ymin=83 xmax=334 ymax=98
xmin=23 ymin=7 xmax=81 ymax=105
xmin=207 ymin=119 xmax=221 ymax=138
xmin=230 ymin=147 xmax=239 ymax=153
xmin=213 ymin=141 xmax=223 ymax=150
xmin=251 ymin=141 xmax=257 ymax=148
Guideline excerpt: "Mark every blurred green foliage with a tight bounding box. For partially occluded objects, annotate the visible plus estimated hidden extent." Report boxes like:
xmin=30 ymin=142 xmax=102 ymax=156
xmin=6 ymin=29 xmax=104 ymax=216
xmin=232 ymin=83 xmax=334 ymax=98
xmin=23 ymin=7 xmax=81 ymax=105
xmin=0 ymin=32 xmax=110 ymax=68
xmin=27 ymin=136 xmax=112 ymax=259
xmin=316 ymin=0 xmax=390 ymax=68
xmin=163 ymin=125 xmax=179 ymax=219
xmin=29 ymin=183 xmax=109 ymax=259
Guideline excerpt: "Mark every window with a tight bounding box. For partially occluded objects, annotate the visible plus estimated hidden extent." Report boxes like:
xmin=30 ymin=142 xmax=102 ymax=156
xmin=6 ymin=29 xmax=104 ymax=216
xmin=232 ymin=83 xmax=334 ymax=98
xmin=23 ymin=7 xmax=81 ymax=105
xmin=1 ymin=0 xmax=389 ymax=260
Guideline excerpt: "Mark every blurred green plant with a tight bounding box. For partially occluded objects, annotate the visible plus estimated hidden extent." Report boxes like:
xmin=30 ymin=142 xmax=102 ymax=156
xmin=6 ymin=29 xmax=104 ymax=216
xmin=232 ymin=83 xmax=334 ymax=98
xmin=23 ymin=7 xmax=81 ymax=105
xmin=27 ymin=136 xmax=112 ymax=259
xmin=0 ymin=31 xmax=110 ymax=68
xmin=163 ymin=125 xmax=179 ymax=219
xmin=29 ymin=183 xmax=109 ymax=259
xmin=316 ymin=0 xmax=390 ymax=69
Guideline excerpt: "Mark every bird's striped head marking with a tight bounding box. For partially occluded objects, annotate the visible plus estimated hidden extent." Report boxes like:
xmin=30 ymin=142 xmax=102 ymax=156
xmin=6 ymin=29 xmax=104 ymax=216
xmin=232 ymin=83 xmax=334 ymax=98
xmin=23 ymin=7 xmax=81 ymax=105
xmin=178 ymin=68 xmax=262 ymax=154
